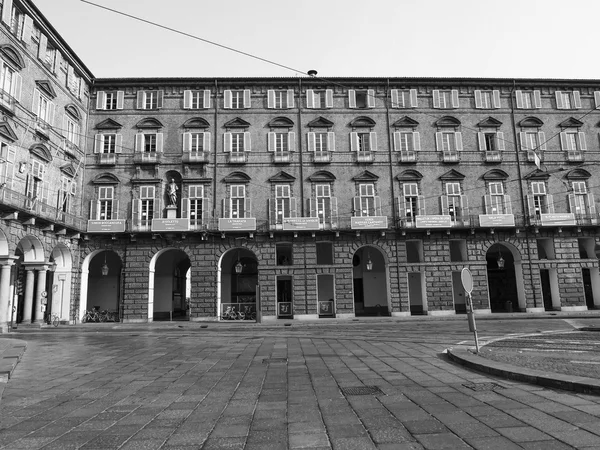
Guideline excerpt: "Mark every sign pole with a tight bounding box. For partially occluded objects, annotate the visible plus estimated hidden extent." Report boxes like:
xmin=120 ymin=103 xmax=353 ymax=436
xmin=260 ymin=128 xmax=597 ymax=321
xmin=461 ymin=268 xmax=480 ymax=354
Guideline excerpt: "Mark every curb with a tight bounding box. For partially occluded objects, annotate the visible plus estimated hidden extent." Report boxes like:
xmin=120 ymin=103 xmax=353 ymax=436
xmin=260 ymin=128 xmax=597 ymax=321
xmin=446 ymin=345 xmax=600 ymax=395
xmin=0 ymin=339 xmax=26 ymax=382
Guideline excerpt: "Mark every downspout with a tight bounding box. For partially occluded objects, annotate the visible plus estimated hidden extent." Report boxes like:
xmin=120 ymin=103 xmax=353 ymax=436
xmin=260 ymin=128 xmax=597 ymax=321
xmin=213 ymin=79 xmax=218 ymax=221
xmin=297 ymin=78 xmax=308 ymax=314
xmin=509 ymin=80 xmax=538 ymax=309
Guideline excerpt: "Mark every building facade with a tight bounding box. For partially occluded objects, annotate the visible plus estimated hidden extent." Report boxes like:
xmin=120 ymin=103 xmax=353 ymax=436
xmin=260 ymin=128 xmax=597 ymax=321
xmin=2 ymin=0 xmax=600 ymax=329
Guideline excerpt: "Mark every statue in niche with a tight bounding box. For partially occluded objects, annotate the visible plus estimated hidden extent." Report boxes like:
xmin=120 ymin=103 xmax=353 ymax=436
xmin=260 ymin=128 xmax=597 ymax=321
xmin=167 ymin=179 xmax=178 ymax=206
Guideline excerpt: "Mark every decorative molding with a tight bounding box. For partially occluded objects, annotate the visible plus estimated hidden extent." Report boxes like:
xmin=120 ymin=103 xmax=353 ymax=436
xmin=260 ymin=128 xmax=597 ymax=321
xmin=350 ymin=116 xmax=376 ymax=128
xmin=396 ymin=169 xmax=423 ymax=181
xmin=352 ymin=170 xmax=379 ymax=182
xmin=35 ymin=80 xmax=57 ymax=99
xmin=95 ymin=118 xmax=123 ymax=130
xmin=519 ymin=116 xmax=544 ymax=127
xmin=183 ymin=117 xmax=210 ymax=129
xmin=477 ymin=116 xmax=502 ymax=128
xmin=565 ymin=169 xmax=591 ymax=180
xmin=268 ymin=171 xmax=296 ymax=183
xmin=481 ymin=169 xmax=509 ymax=180
xmin=268 ymin=117 xmax=294 ymax=128
xmin=0 ymin=45 xmax=25 ymax=70
xmin=223 ymin=171 xmax=251 ymax=183
xmin=439 ymin=169 xmax=465 ymax=181
xmin=0 ymin=121 xmax=18 ymax=142
xmin=29 ymin=144 xmax=52 ymax=162
xmin=307 ymin=117 xmax=334 ymax=128
xmin=136 ymin=117 xmax=163 ymax=129
xmin=92 ymin=173 xmax=120 ymax=184
xmin=435 ymin=116 xmax=461 ymax=127
xmin=223 ymin=117 xmax=251 ymax=128
xmin=64 ymin=104 xmax=81 ymax=121
xmin=392 ymin=116 xmax=419 ymax=128
xmin=308 ymin=170 xmax=336 ymax=182
xmin=558 ymin=117 xmax=584 ymax=128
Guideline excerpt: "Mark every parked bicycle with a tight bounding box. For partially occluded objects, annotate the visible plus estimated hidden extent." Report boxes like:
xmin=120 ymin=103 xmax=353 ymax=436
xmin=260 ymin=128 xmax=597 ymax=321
xmin=243 ymin=305 xmax=257 ymax=321
xmin=82 ymin=308 xmax=119 ymax=323
xmin=47 ymin=313 xmax=59 ymax=327
xmin=221 ymin=306 xmax=244 ymax=320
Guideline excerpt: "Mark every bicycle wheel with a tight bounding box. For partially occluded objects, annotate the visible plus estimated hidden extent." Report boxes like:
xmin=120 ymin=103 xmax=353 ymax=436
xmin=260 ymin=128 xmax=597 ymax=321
xmin=82 ymin=313 xmax=88 ymax=323
xmin=52 ymin=315 xmax=59 ymax=327
xmin=249 ymin=312 xmax=257 ymax=320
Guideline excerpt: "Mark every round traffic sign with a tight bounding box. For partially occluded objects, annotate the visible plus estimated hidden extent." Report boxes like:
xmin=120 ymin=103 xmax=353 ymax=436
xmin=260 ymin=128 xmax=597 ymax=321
xmin=461 ymin=268 xmax=473 ymax=294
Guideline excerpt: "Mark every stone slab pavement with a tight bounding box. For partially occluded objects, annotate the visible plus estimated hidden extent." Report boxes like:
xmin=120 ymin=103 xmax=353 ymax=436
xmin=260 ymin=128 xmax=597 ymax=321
xmin=1 ymin=316 xmax=600 ymax=449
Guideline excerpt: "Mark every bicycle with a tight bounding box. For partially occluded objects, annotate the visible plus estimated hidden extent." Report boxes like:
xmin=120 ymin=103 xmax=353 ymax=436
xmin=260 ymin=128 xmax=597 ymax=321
xmin=48 ymin=313 xmax=59 ymax=327
xmin=243 ymin=305 xmax=256 ymax=321
xmin=221 ymin=306 xmax=244 ymax=320
xmin=82 ymin=309 xmax=100 ymax=323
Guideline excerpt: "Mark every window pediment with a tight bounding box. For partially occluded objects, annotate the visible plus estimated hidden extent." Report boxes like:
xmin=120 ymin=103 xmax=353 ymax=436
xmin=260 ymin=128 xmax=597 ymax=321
xmin=65 ymin=104 xmax=81 ymax=121
xmin=439 ymin=169 xmax=465 ymax=181
xmin=396 ymin=170 xmax=423 ymax=181
xmin=392 ymin=116 xmax=419 ymax=128
xmin=435 ymin=116 xmax=461 ymax=128
xmin=307 ymin=117 xmax=334 ymax=128
xmin=60 ymin=164 xmax=76 ymax=177
xmin=268 ymin=171 xmax=296 ymax=183
xmin=519 ymin=117 xmax=544 ymax=127
xmin=565 ymin=169 xmax=591 ymax=180
xmin=524 ymin=169 xmax=550 ymax=180
xmin=268 ymin=117 xmax=294 ymax=128
xmin=308 ymin=170 xmax=336 ymax=182
xmin=183 ymin=117 xmax=210 ymax=129
xmin=350 ymin=116 xmax=376 ymax=128
xmin=35 ymin=80 xmax=57 ymax=99
xmin=352 ymin=170 xmax=379 ymax=182
xmin=93 ymin=173 xmax=120 ymax=184
xmin=0 ymin=45 xmax=24 ymax=70
xmin=223 ymin=118 xmax=251 ymax=128
xmin=477 ymin=117 xmax=502 ymax=128
xmin=29 ymin=144 xmax=52 ymax=162
xmin=0 ymin=121 xmax=18 ymax=142
xmin=136 ymin=117 xmax=163 ymax=129
xmin=95 ymin=118 xmax=123 ymax=130
xmin=223 ymin=171 xmax=251 ymax=183
xmin=558 ymin=117 xmax=584 ymax=128
xmin=481 ymin=169 xmax=509 ymax=180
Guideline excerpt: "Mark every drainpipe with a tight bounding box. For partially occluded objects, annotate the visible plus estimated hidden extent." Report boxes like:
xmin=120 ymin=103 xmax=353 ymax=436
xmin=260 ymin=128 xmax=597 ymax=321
xmin=509 ymin=80 xmax=538 ymax=309
xmin=213 ymin=79 xmax=219 ymax=221
xmin=297 ymin=78 xmax=308 ymax=314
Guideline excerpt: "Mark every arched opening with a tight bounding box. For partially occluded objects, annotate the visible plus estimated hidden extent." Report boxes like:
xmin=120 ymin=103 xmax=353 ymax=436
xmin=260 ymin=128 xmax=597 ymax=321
xmin=47 ymin=244 xmax=72 ymax=324
xmin=353 ymin=246 xmax=390 ymax=316
xmin=486 ymin=243 xmax=523 ymax=312
xmin=219 ymin=248 xmax=258 ymax=320
xmin=13 ymin=236 xmax=45 ymax=324
xmin=149 ymin=249 xmax=190 ymax=321
xmin=84 ymin=250 xmax=122 ymax=320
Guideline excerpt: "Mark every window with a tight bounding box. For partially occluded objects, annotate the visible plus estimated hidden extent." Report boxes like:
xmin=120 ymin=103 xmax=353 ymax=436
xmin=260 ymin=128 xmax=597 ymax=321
xmin=275 ymin=185 xmax=292 ymax=223
xmin=224 ymin=131 xmax=251 ymax=153
xmin=135 ymin=132 xmax=163 ymax=153
xmin=444 ymin=182 xmax=463 ymax=220
xmin=519 ymin=131 xmax=546 ymax=151
xmin=568 ymin=182 xmax=596 ymax=219
xmin=351 ymin=131 xmax=377 ymax=152
xmin=477 ymin=131 xmax=505 ymax=152
xmin=307 ymin=132 xmax=335 ymax=152
xmin=58 ymin=176 xmax=75 ymax=214
xmin=230 ymin=185 xmax=246 ymax=218
xmin=94 ymin=134 xmax=122 ymax=154
xmin=183 ymin=132 xmax=210 ymax=153
xmin=528 ymin=181 xmax=553 ymax=219
xmin=267 ymin=90 xmax=294 ymax=109
xmin=26 ymin=159 xmax=47 ymax=204
xmin=393 ymin=131 xmax=420 ymax=152
xmin=402 ymin=183 xmax=422 ymax=222
xmin=32 ymin=89 xmax=55 ymax=124
xmin=316 ymin=242 xmax=334 ymax=265
xmin=183 ymin=90 xmax=211 ymax=109
xmin=187 ymin=185 xmax=205 ymax=228
xmin=276 ymin=244 xmax=293 ymax=266
xmin=10 ymin=5 xmax=24 ymax=39
xmin=45 ymin=43 xmax=56 ymax=71
xmin=96 ymin=91 xmax=124 ymax=110
xmin=139 ymin=186 xmax=155 ymax=229
xmin=356 ymin=183 xmax=376 ymax=217
xmin=136 ymin=90 xmax=164 ymax=109
xmin=555 ymin=91 xmax=581 ymax=109
xmin=560 ymin=130 xmax=586 ymax=152
xmin=224 ymin=89 xmax=251 ymax=109
xmin=474 ymin=90 xmax=500 ymax=109
xmin=0 ymin=143 xmax=15 ymax=190
xmin=64 ymin=116 xmax=79 ymax=146
xmin=97 ymin=186 xmax=114 ymax=220
xmin=516 ymin=90 xmax=542 ymax=109
xmin=391 ymin=89 xmax=418 ymax=108
xmin=435 ymin=131 xmax=462 ymax=152
xmin=485 ymin=182 xmax=511 ymax=215
xmin=433 ymin=90 xmax=459 ymax=109
xmin=306 ymin=89 xmax=333 ymax=108
xmin=349 ymin=89 xmax=375 ymax=108
xmin=316 ymin=184 xmax=331 ymax=224
xmin=268 ymin=131 xmax=295 ymax=153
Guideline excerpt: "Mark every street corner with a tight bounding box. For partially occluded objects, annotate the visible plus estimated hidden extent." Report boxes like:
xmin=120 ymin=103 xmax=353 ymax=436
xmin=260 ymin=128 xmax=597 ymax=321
xmin=0 ymin=338 xmax=27 ymax=383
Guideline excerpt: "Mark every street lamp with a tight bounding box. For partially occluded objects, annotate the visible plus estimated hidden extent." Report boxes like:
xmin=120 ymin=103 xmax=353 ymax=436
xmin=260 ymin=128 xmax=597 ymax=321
xmin=101 ymin=251 xmax=109 ymax=276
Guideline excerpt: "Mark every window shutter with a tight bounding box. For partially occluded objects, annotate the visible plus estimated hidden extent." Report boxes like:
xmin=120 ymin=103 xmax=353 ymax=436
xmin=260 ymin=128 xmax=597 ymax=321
xmin=578 ymin=132 xmax=587 ymax=151
xmin=367 ymin=89 xmax=375 ymax=108
xmin=267 ymin=132 xmax=275 ymax=152
xmin=325 ymin=89 xmax=333 ymax=108
xmin=515 ymin=90 xmax=523 ymax=109
xmin=397 ymin=197 xmax=406 ymax=218
xmin=203 ymin=90 xmax=211 ymax=108
xmin=484 ymin=195 xmax=493 ymax=214
xmin=432 ymin=90 xmax=440 ymax=108
xmin=289 ymin=197 xmax=297 ymax=218
xmin=267 ymin=198 xmax=274 ymax=225
xmin=224 ymin=132 xmax=231 ymax=152
xmin=135 ymin=133 xmax=144 ymax=152
xmin=308 ymin=198 xmax=316 ymax=217
xmin=183 ymin=132 xmax=191 ymax=152
xmin=132 ymin=199 xmax=140 ymax=227
xmin=96 ymin=91 xmax=106 ymax=110
xmin=454 ymin=132 xmax=463 ymax=151
xmin=90 ymin=200 xmax=97 ymax=220
xmin=224 ymin=90 xmax=232 ymax=109
xmin=538 ymin=132 xmax=547 ymax=151
xmin=496 ymin=132 xmax=505 ymax=151
xmin=222 ymin=198 xmax=229 ymax=219
xmin=183 ymin=90 xmax=192 ymax=109
xmin=153 ymin=194 xmax=161 ymax=219
xmin=451 ymin=90 xmax=459 ymax=108
xmin=156 ymin=91 xmax=164 ymax=109
xmin=244 ymin=132 xmax=251 ymax=151
xmin=181 ymin=198 xmax=189 ymax=219
xmin=243 ymin=89 xmax=251 ymax=108
xmin=136 ymin=91 xmax=144 ymax=109
xmin=350 ymin=132 xmax=358 ymax=152
xmin=245 ymin=198 xmax=252 ymax=218
xmin=287 ymin=89 xmax=295 ymax=108
xmin=533 ymin=90 xmax=542 ymax=108
xmin=435 ymin=132 xmax=442 ymax=151
xmin=353 ymin=197 xmax=361 ymax=216
xmin=202 ymin=198 xmax=211 ymax=223
xmin=156 ymin=133 xmax=163 ymax=152
xmin=573 ymin=91 xmax=582 ymax=109
xmin=555 ymin=91 xmax=564 ymax=109
xmin=330 ymin=197 xmax=338 ymax=227
xmin=47 ymin=102 xmax=55 ymax=125
xmin=369 ymin=132 xmax=377 ymax=151
xmin=417 ymin=195 xmax=425 ymax=215
xmin=32 ymin=88 xmax=40 ymax=116
xmin=568 ymin=193 xmax=577 ymax=214
xmin=588 ymin=193 xmax=596 ymax=216
xmin=115 ymin=134 xmax=123 ymax=153
xmin=461 ymin=195 xmax=469 ymax=217
xmin=413 ymin=132 xmax=421 ymax=151
xmin=410 ymin=89 xmax=418 ymax=107
xmin=526 ymin=195 xmax=536 ymax=217
xmin=267 ymin=90 xmax=275 ymax=108
xmin=391 ymin=89 xmax=399 ymax=108
xmin=306 ymin=90 xmax=314 ymax=109
xmin=94 ymin=134 xmax=103 ymax=153
xmin=116 ymin=91 xmax=124 ymax=109
xmin=374 ymin=196 xmax=382 ymax=216
xmin=12 ymin=73 xmax=21 ymax=102
xmin=1 ymin=0 xmax=13 ymax=25
xmin=474 ymin=90 xmax=482 ymax=108
xmin=38 ymin=33 xmax=47 ymax=60
xmin=503 ymin=195 xmax=512 ymax=214
xmin=559 ymin=132 xmax=569 ymax=151
xmin=204 ymin=132 xmax=211 ymax=151
xmin=546 ymin=194 xmax=554 ymax=214
xmin=393 ymin=131 xmax=401 ymax=151
xmin=595 ymin=91 xmax=600 ymax=109
xmin=348 ymin=90 xmax=356 ymax=108
xmin=307 ymin=132 xmax=316 ymax=151
xmin=477 ymin=132 xmax=486 ymax=151
xmin=519 ymin=132 xmax=527 ymax=150
xmin=440 ymin=196 xmax=449 ymax=215
xmin=288 ymin=132 xmax=296 ymax=152
xmin=328 ymin=132 xmax=335 ymax=151
xmin=492 ymin=90 xmax=501 ymax=108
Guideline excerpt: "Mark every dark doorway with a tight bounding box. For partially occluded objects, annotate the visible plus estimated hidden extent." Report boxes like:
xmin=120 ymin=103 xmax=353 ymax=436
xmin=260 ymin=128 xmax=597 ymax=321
xmin=540 ymin=269 xmax=553 ymax=311
xmin=583 ymin=269 xmax=594 ymax=309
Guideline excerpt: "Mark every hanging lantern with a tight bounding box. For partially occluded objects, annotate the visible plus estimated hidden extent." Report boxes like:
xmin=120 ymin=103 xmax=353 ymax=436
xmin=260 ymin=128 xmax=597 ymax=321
xmin=497 ymin=251 xmax=505 ymax=269
xmin=235 ymin=251 xmax=243 ymax=274
xmin=365 ymin=251 xmax=373 ymax=271
xmin=101 ymin=251 xmax=109 ymax=276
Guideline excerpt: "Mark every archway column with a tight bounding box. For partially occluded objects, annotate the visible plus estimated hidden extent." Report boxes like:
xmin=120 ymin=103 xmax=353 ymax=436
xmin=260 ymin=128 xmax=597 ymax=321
xmin=0 ymin=258 xmax=16 ymax=333
xmin=33 ymin=265 xmax=48 ymax=323
xmin=22 ymin=266 xmax=36 ymax=323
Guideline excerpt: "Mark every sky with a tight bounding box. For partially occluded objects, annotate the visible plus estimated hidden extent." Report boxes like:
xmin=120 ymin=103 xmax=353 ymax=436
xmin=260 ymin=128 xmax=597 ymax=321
xmin=31 ymin=0 xmax=600 ymax=80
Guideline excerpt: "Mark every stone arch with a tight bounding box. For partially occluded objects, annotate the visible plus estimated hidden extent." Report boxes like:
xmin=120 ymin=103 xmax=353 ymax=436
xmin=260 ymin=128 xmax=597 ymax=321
xmin=16 ymin=235 xmax=45 ymax=263
xmin=351 ymin=242 xmax=391 ymax=317
xmin=0 ymin=227 xmax=9 ymax=257
xmin=484 ymin=240 xmax=526 ymax=312
xmin=217 ymin=247 xmax=258 ymax=320
xmin=148 ymin=248 xmax=191 ymax=321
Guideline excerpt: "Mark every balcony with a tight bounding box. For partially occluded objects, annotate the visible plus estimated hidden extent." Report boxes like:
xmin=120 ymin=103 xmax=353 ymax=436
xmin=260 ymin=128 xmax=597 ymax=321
xmin=442 ymin=151 xmax=459 ymax=163
xmin=399 ymin=151 xmax=416 ymax=163
xmin=356 ymin=151 xmax=373 ymax=163
xmin=98 ymin=153 xmax=116 ymax=165
xmin=526 ymin=150 xmax=542 ymax=164
xmin=313 ymin=151 xmax=331 ymax=164
xmin=35 ymin=119 xmax=50 ymax=139
xmin=484 ymin=151 xmax=502 ymax=163
xmin=183 ymin=152 xmax=210 ymax=164
xmin=566 ymin=151 xmax=583 ymax=162
xmin=228 ymin=152 xmax=247 ymax=164
xmin=62 ymin=139 xmax=79 ymax=158
xmin=273 ymin=152 xmax=291 ymax=164
xmin=134 ymin=152 xmax=161 ymax=165
xmin=0 ymin=89 xmax=15 ymax=115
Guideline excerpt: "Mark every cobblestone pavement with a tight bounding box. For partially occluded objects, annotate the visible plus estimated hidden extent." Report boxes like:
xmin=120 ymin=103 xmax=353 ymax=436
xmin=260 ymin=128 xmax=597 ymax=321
xmin=1 ymin=318 xmax=600 ymax=449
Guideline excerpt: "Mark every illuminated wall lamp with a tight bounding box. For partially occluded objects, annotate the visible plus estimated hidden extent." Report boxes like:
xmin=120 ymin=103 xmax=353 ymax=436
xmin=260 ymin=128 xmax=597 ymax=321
xmin=235 ymin=251 xmax=243 ymax=274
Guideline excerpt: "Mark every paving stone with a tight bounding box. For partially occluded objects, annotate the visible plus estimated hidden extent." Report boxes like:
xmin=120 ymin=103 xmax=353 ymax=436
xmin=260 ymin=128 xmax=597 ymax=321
xmin=413 ymin=432 xmax=472 ymax=449
xmin=496 ymin=426 xmax=554 ymax=442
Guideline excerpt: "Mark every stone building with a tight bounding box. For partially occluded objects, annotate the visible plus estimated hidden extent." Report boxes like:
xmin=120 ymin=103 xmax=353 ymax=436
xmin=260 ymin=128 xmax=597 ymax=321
xmin=2 ymin=0 xmax=600 ymax=328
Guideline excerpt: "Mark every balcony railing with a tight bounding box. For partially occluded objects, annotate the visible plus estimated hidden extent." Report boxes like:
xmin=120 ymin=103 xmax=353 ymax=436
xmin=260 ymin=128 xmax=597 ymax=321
xmin=62 ymin=139 xmax=79 ymax=158
xmin=526 ymin=150 xmax=542 ymax=164
xmin=228 ymin=152 xmax=247 ymax=164
xmin=0 ymin=89 xmax=15 ymax=114
xmin=484 ymin=151 xmax=502 ymax=163
xmin=133 ymin=152 xmax=161 ymax=164
xmin=566 ymin=151 xmax=583 ymax=162
xmin=399 ymin=151 xmax=416 ymax=163
xmin=356 ymin=151 xmax=373 ymax=163
xmin=35 ymin=119 xmax=50 ymax=139
xmin=273 ymin=152 xmax=291 ymax=164
xmin=183 ymin=152 xmax=210 ymax=164
xmin=442 ymin=151 xmax=459 ymax=163
xmin=98 ymin=153 xmax=116 ymax=165
xmin=0 ymin=186 xmax=85 ymax=231
xmin=313 ymin=151 xmax=331 ymax=163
